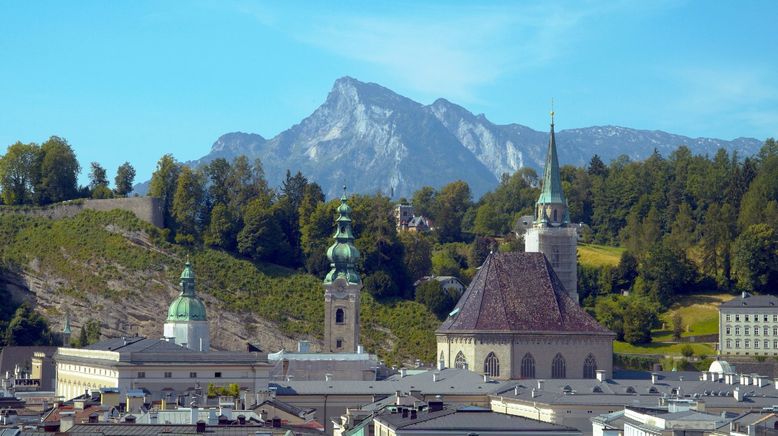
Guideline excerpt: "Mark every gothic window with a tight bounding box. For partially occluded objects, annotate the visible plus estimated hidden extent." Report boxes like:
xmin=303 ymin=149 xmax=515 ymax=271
xmin=553 ymin=209 xmax=558 ymax=222
xmin=439 ymin=351 xmax=445 ymax=367
xmin=552 ymin=353 xmax=566 ymax=378
xmin=521 ymin=353 xmax=535 ymax=379
xmin=484 ymin=352 xmax=500 ymax=377
xmin=335 ymin=308 xmax=345 ymax=324
xmin=583 ymin=354 xmax=597 ymax=379
xmin=455 ymin=351 xmax=468 ymax=369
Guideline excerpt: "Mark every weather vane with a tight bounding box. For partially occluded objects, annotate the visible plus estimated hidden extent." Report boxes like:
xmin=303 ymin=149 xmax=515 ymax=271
xmin=550 ymin=98 xmax=555 ymax=124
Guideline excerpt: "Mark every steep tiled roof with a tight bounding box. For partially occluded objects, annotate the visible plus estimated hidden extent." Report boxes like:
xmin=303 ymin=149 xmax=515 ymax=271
xmin=437 ymin=252 xmax=612 ymax=335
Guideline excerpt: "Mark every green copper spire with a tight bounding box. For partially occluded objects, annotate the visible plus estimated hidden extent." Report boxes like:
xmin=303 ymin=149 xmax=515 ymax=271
xmin=324 ymin=187 xmax=361 ymax=285
xmin=62 ymin=311 xmax=72 ymax=335
xmin=537 ymin=110 xmax=566 ymax=206
xmin=167 ymin=259 xmax=207 ymax=321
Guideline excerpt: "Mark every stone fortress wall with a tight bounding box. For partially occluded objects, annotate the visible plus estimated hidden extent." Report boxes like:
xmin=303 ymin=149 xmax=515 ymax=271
xmin=0 ymin=197 xmax=164 ymax=228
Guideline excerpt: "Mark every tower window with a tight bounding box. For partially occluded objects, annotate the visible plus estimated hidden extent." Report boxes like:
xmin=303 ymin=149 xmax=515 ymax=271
xmin=164 ymin=372 xmax=172 ymax=378
xmin=553 ymin=209 xmax=558 ymax=222
xmin=335 ymin=308 xmax=345 ymax=324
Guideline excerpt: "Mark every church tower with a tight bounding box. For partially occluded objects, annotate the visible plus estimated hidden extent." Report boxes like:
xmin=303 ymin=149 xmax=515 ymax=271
xmin=323 ymin=188 xmax=362 ymax=353
xmin=525 ymin=110 xmax=579 ymax=302
xmin=164 ymin=260 xmax=210 ymax=351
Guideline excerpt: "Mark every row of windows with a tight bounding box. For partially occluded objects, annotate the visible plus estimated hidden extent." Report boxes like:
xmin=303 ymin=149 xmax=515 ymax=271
xmin=725 ymin=326 xmax=778 ymax=336
xmin=725 ymin=314 xmax=778 ymax=322
xmin=449 ymin=351 xmax=597 ymax=379
xmin=60 ymin=364 xmax=115 ymax=377
xmin=725 ymin=339 xmax=778 ymax=349
xmin=137 ymin=371 xmax=222 ymax=379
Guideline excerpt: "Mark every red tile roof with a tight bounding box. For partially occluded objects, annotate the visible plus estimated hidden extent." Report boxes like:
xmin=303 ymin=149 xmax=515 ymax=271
xmin=437 ymin=252 xmax=613 ymax=335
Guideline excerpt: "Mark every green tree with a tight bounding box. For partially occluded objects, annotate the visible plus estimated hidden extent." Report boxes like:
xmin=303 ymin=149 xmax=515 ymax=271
xmin=364 ymin=270 xmax=399 ymax=299
xmin=431 ymin=250 xmax=460 ymax=277
xmin=89 ymin=162 xmax=108 ymax=189
xmin=75 ymin=326 xmax=88 ymax=348
xmin=415 ymin=279 xmax=455 ymax=319
xmin=171 ymin=166 xmax=205 ymax=244
xmin=148 ymin=154 xmax=181 ymax=228
xmin=0 ymin=141 xmax=41 ymax=205
xmin=399 ymin=232 xmax=432 ymax=282
xmin=114 ymin=162 xmax=136 ymax=196
xmin=204 ymin=203 xmax=237 ymax=250
xmin=4 ymin=304 xmax=55 ymax=346
xmin=237 ymin=199 xmax=292 ymax=263
xmin=434 ymin=180 xmax=472 ymax=243
xmin=411 ymin=186 xmax=437 ymax=219
xmin=36 ymin=136 xmax=80 ymax=204
xmin=672 ymin=312 xmax=683 ymax=341
xmin=622 ymin=297 xmax=659 ymax=345
xmin=732 ymin=224 xmax=778 ymax=293
xmin=469 ymin=236 xmax=495 ymax=269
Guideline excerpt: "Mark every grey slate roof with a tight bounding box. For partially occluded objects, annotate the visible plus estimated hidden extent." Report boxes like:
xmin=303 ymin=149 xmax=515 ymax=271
xmin=720 ymin=294 xmax=778 ymax=308
xmin=272 ymin=368 xmax=509 ymax=396
xmin=62 ymin=337 xmax=268 ymax=365
xmin=492 ymin=372 xmax=778 ymax=409
xmin=438 ymin=252 xmax=613 ymax=335
xmin=85 ymin=337 xmax=190 ymax=353
xmin=376 ymin=407 xmax=580 ymax=433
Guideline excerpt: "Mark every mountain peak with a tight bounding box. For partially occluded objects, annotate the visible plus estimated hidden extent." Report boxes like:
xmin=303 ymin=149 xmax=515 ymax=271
xmin=327 ymin=76 xmax=420 ymax=110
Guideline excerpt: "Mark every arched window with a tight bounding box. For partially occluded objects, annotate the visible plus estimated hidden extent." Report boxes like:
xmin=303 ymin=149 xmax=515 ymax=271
xmin=335 ymin=308 xmax=345 ymax=324
xmin=553 ymin=209 xmax=558 ymax=222
xmin=484 ymin=352 xmax=500 ymax=377
xmin=520 ymin=353 xmax=535 ymax=379
xmin=552 ymin=353 xmax=566 ymax=378
xmin=439 ymin=351 xmax=445 ymax=367
xmin=583 ymin=354 xmax=597 ymax=379
xmin=454 ymin=351 xmax=468 ymax=369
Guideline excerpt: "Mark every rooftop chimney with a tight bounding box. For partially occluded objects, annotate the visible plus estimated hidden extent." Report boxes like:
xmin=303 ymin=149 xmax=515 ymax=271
xmin=432 ymin=373 xmax=439 ymax=382
xmin=651 ymin=373 xmax=659 ymax=384
xmin=325 ymin=373 xmax=333 ymax=382
xmin=537 ymin=380 xmax=544 ymax=390
xmin=400 ymin=368 xmax=407 ymax=378
xmin=596 ymin=370 xmax=606 ymax=382
xmin=483 ymin=374 xmax=489 ymax=382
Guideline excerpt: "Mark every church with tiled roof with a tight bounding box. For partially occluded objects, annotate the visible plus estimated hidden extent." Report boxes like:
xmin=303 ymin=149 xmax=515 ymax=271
xmin=436 ymin=114 xmax=614 ymax=380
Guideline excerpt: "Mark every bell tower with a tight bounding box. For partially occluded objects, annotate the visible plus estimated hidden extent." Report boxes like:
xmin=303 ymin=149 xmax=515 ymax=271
xmin=525 ymin=108 xmax=579 ymax=302
xmin=323 ymin=187 xmax=362 ymax=353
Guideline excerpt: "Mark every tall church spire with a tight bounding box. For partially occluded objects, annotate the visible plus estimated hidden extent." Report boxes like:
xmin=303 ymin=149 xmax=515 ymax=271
xmin=324 ymin=187 xmax=361 ymax=285
xmin=323 ymin=186 xmax=362 ymax=353
xmin=535 ymin=108 xmax=569 ymax=226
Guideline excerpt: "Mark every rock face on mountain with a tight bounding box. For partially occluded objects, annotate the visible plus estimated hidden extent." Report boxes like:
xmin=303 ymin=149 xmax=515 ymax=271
xmin=156 ymin=76 xmax=762 ymax=199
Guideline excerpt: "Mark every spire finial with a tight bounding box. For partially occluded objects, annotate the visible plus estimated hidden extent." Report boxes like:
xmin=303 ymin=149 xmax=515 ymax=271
xmin=550 ymin=98 xmax=555 ymax=125
xmin=341 ymin=185 xmax=348 ymax=201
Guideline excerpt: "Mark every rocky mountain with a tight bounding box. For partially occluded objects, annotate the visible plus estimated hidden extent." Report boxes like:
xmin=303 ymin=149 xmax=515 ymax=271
xmin=139 ymin=77 xmax=762 ymax=198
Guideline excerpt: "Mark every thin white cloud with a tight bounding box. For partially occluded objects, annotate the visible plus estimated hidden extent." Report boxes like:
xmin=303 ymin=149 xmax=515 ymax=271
xmin=229 ymin=2 xmax=647 ymax=102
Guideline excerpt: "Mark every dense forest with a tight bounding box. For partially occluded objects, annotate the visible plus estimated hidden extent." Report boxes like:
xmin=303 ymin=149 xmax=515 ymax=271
xmin=1 ymin=136 xmax=777 ymax=349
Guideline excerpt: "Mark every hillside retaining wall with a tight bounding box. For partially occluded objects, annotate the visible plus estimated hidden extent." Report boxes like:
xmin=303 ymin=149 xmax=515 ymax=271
xmin=0 ymin=197 xmax=164 ymax=228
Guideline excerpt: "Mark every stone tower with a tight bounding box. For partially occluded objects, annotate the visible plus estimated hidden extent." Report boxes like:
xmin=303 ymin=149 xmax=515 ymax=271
xmin=525 ymin=111 xmax=579 ymax=303
xmin=164 ymin=261 xmax=210 ymax=351
xmin=323 ymin=189 xmax=362 ymax=353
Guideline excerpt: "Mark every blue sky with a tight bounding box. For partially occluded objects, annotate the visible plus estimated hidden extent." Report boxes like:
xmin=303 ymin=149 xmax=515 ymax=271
xmin=1 ymin=1 xmax=776 ymax=185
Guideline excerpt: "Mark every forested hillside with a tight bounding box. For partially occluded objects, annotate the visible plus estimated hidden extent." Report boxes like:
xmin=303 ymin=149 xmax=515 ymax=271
xmin=0 ymin=135 xmax=776 ymax=357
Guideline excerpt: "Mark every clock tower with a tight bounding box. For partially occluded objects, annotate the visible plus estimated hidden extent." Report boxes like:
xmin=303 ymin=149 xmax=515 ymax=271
xmin=323 ymin=188 xmax=362 ymax=353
